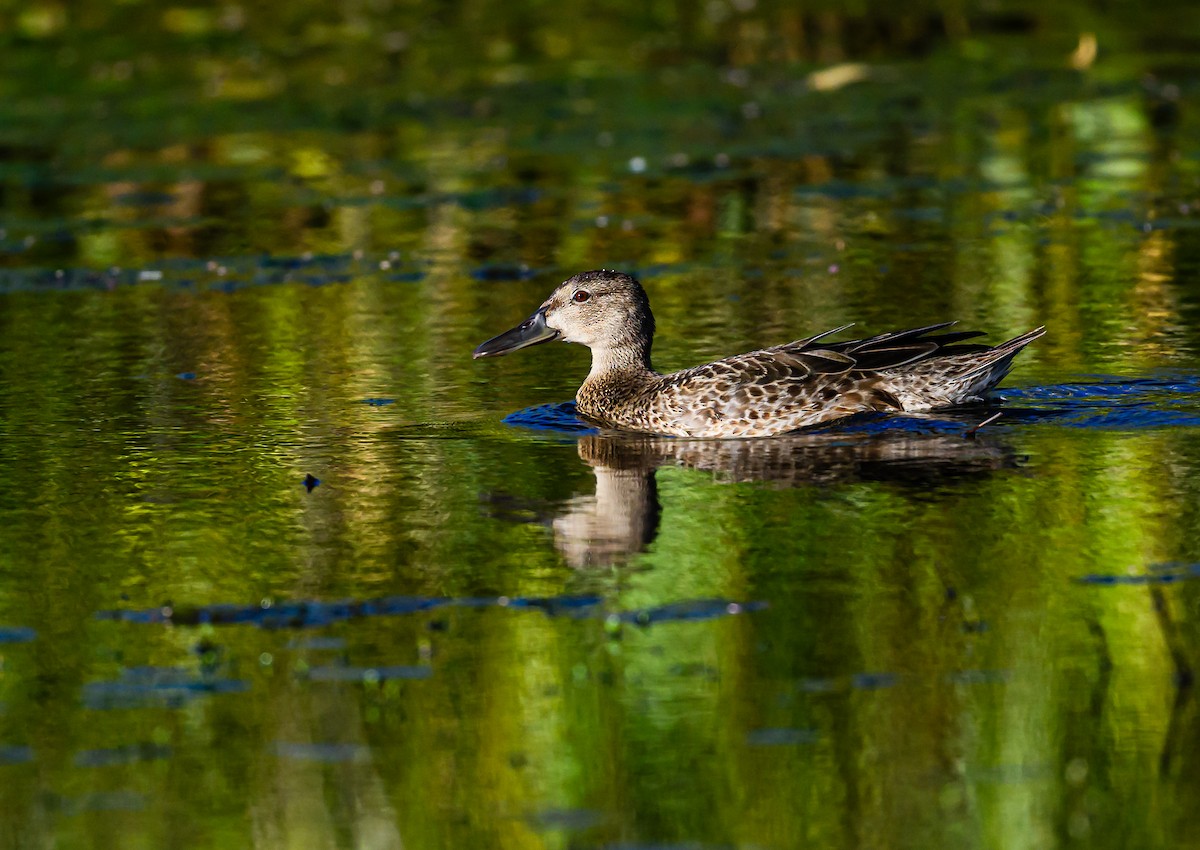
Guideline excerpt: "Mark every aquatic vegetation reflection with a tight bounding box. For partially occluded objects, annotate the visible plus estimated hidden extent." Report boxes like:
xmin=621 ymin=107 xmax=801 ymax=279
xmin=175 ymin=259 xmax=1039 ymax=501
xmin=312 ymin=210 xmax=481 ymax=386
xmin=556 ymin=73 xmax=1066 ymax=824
xmin=4 ymin=2 xmax=1200 ymax=848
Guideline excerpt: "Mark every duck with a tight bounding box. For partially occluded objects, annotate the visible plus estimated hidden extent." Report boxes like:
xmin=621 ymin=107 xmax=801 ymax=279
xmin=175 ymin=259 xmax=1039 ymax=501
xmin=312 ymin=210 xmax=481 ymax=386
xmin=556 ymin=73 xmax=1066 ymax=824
xmin=472 ymin=270 xmax=1045 ymax=438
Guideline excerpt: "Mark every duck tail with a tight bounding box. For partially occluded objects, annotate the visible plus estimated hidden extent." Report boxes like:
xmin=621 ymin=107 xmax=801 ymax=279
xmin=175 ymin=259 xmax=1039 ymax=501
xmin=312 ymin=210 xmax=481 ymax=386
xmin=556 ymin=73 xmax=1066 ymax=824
xmin=957 ymin=326 xmax=1046 ymax=396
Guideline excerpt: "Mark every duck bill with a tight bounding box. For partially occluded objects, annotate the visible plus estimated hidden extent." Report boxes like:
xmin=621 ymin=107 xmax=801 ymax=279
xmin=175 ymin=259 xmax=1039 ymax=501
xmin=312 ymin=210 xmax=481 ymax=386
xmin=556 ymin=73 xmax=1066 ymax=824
xmin=473 ymin=309 xmax=560 ymax=359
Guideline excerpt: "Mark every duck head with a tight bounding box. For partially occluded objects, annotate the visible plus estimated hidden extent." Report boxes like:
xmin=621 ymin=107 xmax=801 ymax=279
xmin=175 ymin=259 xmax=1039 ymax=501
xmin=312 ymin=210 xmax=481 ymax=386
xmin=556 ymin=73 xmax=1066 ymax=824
xmin=472 ymin=270 xmax=655 ymax=359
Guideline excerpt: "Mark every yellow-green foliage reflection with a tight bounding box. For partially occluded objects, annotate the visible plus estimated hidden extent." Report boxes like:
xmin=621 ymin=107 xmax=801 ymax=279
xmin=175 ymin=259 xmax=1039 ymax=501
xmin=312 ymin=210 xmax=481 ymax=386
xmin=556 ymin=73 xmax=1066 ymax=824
xmin=3 ymin=1 xmax=1200 ymax=848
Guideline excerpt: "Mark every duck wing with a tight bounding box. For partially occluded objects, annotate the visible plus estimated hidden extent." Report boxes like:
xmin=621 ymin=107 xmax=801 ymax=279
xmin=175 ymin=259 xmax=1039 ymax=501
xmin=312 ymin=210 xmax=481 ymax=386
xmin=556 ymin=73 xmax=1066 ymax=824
xmin=781 ymin=322 xmax=990 ymax=372
xmin=635 ymin=323 xmax=1039 ymax=436
xmin=652 ymin=348 xmax=902 ymax=436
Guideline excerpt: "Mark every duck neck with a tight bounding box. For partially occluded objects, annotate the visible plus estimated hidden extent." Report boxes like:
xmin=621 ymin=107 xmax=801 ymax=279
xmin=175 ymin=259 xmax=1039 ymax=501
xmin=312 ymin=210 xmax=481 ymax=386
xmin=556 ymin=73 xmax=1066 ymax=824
xmin=578 ymin=343 xmax=657 ymax=412
xmin=587 ymin=342 xmax=655 ymax=382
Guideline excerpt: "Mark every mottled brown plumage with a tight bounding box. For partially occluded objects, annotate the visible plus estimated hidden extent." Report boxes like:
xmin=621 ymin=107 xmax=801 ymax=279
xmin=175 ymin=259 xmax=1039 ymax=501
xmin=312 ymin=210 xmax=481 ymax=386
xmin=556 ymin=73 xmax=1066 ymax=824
xmin=473 ymin=270 xmax=1045 ymax=438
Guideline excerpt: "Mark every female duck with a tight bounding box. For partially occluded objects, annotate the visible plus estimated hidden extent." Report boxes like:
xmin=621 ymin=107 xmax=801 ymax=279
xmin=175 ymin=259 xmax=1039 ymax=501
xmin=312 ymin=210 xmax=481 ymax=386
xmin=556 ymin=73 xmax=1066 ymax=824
xmin=473 ymin=270 xmax=1044 ymax=438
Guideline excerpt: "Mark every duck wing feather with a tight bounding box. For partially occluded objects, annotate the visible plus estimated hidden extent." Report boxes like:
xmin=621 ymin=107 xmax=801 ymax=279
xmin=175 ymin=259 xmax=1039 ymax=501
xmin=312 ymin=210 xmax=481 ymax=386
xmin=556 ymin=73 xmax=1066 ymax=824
xmin=778 ymin=322 xmax=993 ymax=372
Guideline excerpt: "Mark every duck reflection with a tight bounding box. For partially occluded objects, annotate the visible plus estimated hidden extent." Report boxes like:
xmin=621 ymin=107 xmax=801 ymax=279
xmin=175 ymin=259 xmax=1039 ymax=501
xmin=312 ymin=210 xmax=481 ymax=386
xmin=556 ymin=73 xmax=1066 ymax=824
xmin=552 ymin=425 xmax=1015 ymax=568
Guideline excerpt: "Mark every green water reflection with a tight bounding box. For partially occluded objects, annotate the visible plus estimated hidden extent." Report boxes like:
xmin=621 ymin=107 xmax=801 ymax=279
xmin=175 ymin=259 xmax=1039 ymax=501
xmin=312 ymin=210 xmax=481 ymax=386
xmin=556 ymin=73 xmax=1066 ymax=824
xmin=5 ymin=1 xmax=1200 ymax=848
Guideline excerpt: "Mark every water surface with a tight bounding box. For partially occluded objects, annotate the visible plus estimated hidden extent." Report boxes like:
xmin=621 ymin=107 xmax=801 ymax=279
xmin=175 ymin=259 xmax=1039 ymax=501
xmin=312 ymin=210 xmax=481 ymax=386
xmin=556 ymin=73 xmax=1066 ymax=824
xmin=4 ymin=3 xmax=1200 ymax=849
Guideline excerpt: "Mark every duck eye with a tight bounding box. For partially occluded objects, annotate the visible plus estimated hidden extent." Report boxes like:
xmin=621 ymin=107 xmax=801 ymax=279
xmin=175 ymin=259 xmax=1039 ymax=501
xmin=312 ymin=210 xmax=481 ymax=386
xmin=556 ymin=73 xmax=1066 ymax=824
xmin=573 ymin=290 xmax=591 ymax=303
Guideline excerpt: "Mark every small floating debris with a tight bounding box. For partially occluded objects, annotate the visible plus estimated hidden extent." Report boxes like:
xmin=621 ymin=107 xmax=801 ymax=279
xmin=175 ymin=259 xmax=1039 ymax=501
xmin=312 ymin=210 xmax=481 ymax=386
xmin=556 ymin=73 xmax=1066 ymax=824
xmin=303 ymin=473 xmax=320 ymax=492
xmin=806 ymin=61 xmax=872 ymax=92
xmin=361 ymin=397 xmax=395 ymax=406
xmin=175 ymin=371 xmax=197 ymax=381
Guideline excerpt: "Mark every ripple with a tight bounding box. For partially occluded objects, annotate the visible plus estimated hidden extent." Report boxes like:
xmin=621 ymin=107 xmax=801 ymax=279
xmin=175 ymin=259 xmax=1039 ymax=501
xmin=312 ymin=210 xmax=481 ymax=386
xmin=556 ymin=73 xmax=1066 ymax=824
xmin=0 ymin=627 xmax=36 ymax=644
xmin=75 ymin=743 xmax=173 ymax=767
xmin=746 ymin=727 xmax=820 ymax=746
xmin=0 ymin=745 xmax=33 ymax=765
xmin=42 ymin=790 xmax=147 ymax=814
xmin=503 ymin=402 xmax=596 ymax=433
xmin=470 ymin=262 xmax=538 ymax=281
xmin=1076 ymin=563 xmax=1200 ymax=585
xmin=83 ymin=667 xmax=249 ymax=710
xmin=96 ymin=594 xmax=764 ymax=630
xmin=0 ymin=253 xmax=429 ymax=294
xmin=303 ymin=664 xmax=433 ymax=682
xmin=273 ymin=742 xmax=370 ymax=763
xmin=528 ymin=807 xmax=607 ymax=831
xmin=1001 ymin=376 xmax=1200 ymax=429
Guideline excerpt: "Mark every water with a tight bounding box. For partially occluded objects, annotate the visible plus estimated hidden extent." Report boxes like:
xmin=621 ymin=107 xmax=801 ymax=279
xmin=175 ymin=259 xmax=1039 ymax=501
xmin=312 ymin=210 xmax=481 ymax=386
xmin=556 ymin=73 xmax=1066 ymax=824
xmin=4 ymin=3 xmax=1200 ymax=848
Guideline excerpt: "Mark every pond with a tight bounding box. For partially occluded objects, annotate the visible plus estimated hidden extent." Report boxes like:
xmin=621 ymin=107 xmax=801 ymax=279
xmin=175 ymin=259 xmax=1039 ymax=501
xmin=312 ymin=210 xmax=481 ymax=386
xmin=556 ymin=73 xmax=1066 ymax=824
xmin=4 ymin=2 xmax=1200 ymax=848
